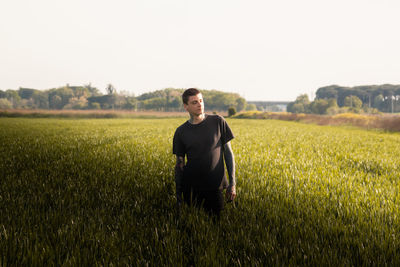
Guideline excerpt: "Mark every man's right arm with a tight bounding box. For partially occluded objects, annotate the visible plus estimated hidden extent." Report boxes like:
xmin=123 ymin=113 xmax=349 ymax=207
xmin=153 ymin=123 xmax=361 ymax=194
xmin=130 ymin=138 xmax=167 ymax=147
xmin=175 ymin=155 xmax=184 ymax=204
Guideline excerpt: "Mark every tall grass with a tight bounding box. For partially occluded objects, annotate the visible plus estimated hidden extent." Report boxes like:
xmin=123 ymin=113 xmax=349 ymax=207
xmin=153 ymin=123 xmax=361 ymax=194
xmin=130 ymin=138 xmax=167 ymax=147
xmin=234 ymin=111 xmax=400 ymax=132
xmin=1 ymin=118 xmax=400 ymax=265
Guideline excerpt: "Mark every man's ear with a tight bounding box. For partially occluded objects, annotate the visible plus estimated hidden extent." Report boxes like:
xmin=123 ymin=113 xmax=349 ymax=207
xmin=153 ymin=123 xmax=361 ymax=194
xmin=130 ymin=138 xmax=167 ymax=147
xmin=183 ymin=103 xmax=188 ymax=111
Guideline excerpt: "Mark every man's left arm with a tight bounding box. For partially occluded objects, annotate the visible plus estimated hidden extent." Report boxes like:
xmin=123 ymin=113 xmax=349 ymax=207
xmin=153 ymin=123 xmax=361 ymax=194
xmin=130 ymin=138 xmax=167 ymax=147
xmin=223 ymin=141 xmax=236 ymax=201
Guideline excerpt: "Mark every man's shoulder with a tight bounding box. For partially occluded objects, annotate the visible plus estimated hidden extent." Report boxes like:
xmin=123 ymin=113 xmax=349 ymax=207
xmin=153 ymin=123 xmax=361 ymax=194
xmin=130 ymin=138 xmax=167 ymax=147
xmin=207 ymin=114 xmax=231 ymax=127
xmin=175 ymin=120 xmax=189 ymax=133
xmin=207 ymin=114 xmax=226 ymax=122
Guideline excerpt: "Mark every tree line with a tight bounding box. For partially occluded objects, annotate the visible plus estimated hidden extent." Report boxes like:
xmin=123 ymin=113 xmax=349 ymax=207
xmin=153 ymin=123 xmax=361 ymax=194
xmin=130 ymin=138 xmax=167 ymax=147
xmin=0 ymin=84 xmax=251 ymax=112
xmin=287 ymin=84 xmax=400 ymax=114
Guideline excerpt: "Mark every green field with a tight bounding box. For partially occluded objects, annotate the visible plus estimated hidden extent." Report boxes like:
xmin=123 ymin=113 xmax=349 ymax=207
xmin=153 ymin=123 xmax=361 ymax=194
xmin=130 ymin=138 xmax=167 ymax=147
xmin=1 ymin=118 xmax=400 ymax=265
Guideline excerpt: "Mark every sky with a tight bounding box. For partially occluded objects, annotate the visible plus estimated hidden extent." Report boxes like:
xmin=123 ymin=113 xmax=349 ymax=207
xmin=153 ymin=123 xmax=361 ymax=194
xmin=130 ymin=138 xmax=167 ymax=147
xmin=1 ymin=0 xmax=400 ymax=101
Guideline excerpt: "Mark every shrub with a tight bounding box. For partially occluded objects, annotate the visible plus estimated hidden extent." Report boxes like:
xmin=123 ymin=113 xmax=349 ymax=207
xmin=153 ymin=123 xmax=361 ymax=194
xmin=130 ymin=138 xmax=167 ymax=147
xmin=228 ymin=107 xmax=236 ymax=117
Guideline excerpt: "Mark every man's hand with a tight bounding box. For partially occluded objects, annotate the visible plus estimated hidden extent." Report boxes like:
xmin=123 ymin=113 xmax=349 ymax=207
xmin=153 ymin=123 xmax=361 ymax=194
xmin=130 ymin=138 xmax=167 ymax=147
xmin=176 ymin=156 xmax=184 ymax=172
xmin=226 ymin=185 xmax=236 ymax=202
xmin=175 ymin=156 xmax=184 ymax=206
xmin=223 ymin=142 xmax=236 ymax=203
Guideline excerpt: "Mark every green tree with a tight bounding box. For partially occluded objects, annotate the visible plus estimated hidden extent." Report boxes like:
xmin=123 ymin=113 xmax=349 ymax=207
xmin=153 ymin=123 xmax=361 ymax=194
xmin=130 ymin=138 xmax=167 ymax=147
xmin=290 ymin=103 xmax=305 ymax=113
xmin=84 ymin=83 xmax=102 ymax=96
xmin=315 ymin=85 xmax=339 ymax=99
xmin=32 ymin=91 xmax=49 ymax=109
xmin=295 ymin=94 xmax=310 ymax=105
xmin=48 ymin=87 xmax=74 ymax=109
xmin=287 ymin=94 xmax=310 ymax=113
xmin=310 ymin=99 xmax=329 ymax=114
xmin=325 ymin=98 xmax=339 ymax=115
xmin=373 ymin=94 xmax=384 ymax=109
xmin=50 ymin=95 xmax=63 ymax=109
xmin=344 ymin=95 xmax=362 ymax=109
xmin=235 ymin=97 xmax=247 ymax=112
xmin=5 ymin=90 xmax=21 ymax=108
xmin=123 ymin=97 xmax=138 ymax=110
xmin=142 ymin=98 xmax=166 ymax=111
xmin=328 ymin=98 xmax=338 ymax=108
xmin=169 ymin=97 xmax=181 ymax=110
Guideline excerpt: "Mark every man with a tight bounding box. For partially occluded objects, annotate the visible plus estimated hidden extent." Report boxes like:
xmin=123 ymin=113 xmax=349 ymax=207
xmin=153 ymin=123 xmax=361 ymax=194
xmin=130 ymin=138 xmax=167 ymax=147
xmin=173 ymin=88 xmax=236 ymax=217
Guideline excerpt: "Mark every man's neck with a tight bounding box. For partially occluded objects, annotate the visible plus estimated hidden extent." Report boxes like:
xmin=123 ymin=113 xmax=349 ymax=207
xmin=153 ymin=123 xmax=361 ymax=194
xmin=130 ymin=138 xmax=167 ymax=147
xmin=189 ymin=113 xmax=206 ymax=124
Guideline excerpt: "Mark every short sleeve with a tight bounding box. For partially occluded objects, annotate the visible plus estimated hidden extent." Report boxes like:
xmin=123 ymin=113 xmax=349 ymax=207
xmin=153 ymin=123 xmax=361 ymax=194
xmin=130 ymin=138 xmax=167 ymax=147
xmin=172 ymin=128 xmax=185 ymax=156
xmin=219 ymin=116 xmax=234 ymax=145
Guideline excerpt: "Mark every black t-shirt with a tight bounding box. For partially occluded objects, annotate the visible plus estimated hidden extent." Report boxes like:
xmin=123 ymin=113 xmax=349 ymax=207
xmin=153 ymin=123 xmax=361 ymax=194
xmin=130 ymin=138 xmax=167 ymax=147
xmin=173 ymin=114 xmax=234 ymax=190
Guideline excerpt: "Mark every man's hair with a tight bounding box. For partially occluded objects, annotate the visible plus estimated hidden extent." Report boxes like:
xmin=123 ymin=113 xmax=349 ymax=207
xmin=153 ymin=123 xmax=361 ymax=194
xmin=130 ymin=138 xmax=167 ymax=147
xmin=182 ymin=88 xmax=201 ymax=104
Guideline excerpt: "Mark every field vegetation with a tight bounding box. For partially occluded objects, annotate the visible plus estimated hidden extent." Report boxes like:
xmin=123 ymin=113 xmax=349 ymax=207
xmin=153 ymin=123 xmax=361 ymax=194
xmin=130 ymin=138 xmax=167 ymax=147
xmin=234 ymin=111 xmax=400 ymax=132
xmin=0 ymin=109 xmax=187 ymax=118
xmin=1 ymin=118 xmax=400 ymax=265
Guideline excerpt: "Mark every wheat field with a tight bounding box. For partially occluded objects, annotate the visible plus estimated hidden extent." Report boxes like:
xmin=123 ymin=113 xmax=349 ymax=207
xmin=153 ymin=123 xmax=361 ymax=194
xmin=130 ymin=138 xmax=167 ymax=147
xmin=1 ymin=117 xmax=400 ymax=265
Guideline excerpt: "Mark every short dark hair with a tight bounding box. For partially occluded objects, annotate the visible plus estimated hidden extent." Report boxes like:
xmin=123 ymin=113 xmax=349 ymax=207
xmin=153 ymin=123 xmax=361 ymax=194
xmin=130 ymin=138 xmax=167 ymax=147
xmin=182 ymin=88 xmax=201 ymax=104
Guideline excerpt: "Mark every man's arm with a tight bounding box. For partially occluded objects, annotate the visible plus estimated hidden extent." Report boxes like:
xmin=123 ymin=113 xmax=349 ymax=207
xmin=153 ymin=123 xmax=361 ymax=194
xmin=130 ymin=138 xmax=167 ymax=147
xmin=175 ymin=155 xmax=184 ymax=204
xmin=223 ymin=141 xmax=236 ymax=201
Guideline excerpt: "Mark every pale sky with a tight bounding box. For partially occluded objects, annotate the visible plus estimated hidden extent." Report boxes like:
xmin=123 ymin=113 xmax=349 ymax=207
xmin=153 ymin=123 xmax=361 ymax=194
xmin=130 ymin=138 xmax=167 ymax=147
xmin=1 ymin=0 xmax=399 ymax=101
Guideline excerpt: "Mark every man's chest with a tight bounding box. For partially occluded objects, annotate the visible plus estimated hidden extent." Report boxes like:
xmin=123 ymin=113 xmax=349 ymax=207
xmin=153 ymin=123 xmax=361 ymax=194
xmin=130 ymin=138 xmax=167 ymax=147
xmin=181 ymin=125 xmax=221 ymax=152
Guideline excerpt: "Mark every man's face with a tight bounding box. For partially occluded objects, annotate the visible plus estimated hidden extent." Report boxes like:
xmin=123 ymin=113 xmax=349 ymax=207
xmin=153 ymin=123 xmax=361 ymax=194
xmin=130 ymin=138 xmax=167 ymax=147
xmin=184 ymin=93 xmax=204 ymax=116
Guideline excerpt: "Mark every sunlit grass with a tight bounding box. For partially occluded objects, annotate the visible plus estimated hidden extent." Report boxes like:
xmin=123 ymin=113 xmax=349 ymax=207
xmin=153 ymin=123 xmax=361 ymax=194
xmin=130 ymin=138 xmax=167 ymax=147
xmin=1 ymin=118 xmax=400 ymax=265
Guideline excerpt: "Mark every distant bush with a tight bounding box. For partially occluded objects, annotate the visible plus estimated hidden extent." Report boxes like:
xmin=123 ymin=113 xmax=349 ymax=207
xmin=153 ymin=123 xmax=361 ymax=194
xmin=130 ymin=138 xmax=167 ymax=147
xmin=228 ymin=107 xmax=236 ymax=117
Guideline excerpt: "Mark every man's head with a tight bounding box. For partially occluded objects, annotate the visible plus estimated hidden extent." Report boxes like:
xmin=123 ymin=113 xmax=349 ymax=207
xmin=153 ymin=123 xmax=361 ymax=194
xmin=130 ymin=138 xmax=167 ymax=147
xmin=182 ymin=88 xmax=204 ymax=116
xmin=182 ymin=88 xmax=201 ymax=105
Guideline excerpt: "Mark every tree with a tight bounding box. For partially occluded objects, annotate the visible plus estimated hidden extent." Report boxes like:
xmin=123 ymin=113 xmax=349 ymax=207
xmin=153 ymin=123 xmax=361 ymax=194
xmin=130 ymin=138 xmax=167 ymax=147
xmin=325 ymin=98 xmax=339 ymax=115
xmin=315 ymin=85 xmax=339 ymax=99
xmin=5 ymin=90 xmax=21 ymax=108
xmin=295 ymin=94 xmax=310 ymax=105
xmin=344 ymin=95 xmax=362 ymax=109
xmin=123 ymin=97 xmax=138 ymax=110
xmin=170 ymin=97 xmax=181 ymax=110
xmin=50 ymin=95 xmax=63 ymax=109
xmin=310 ymin=99 xmax=329 ymax=114
xmin=328 ymin=98 xmax=338 ymax=108
xmin=84 ymin=83 xmax=102 ymax=96
xmin=287 ymin=94 xmax=310 ymax=113
xmin=106 ymin=84 xmax=116 ymax=95
xmin=235 ymin=97 xmax=247 ymax=112
xmin=32 ymin=91 xmax=49 ymax=109
xmin=290 ymin=103 xmax=305 ymax=113
xmin=142 ymin=97 xmax=166 ymax=110
xmin=48 ymin=87 xmax=74 ymax=109
xmin=373 ymin=94 xmax=384 ymax=109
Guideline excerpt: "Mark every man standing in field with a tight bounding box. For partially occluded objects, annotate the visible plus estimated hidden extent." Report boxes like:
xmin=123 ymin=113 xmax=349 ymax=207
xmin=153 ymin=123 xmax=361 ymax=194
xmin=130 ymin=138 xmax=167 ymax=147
xmin=173 ymin=88 xmax=236 ymax=217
